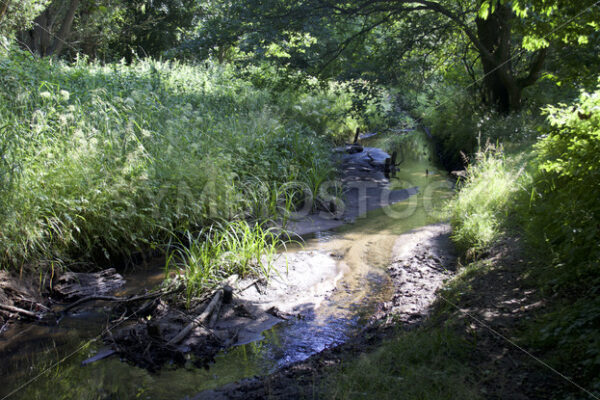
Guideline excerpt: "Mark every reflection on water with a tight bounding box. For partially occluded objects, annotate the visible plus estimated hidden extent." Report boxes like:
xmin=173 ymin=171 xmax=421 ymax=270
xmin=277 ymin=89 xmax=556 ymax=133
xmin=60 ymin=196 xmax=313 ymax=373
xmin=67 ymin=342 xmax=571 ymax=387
xmin=312 ymin=230 xmax=340 ymax=242
xmin=0 ymin=130 xmax=453 ymax=400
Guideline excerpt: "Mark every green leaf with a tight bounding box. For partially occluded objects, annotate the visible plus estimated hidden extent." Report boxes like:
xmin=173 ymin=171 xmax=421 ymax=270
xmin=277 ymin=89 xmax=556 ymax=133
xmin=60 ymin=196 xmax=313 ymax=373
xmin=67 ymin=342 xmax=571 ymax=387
xmin=478 ymin=2 xmax=490 ymax=19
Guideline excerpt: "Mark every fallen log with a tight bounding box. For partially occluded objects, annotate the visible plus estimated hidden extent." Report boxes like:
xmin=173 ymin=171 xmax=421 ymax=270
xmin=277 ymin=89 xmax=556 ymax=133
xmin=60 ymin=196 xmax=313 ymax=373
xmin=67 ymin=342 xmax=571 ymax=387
xmin=52 ymin=268 xmax=125 ymax=301
xmin=208 ymin=295 xmax=223 ymax=328
xmin=167 ymin=289 xmax=223 ymax=345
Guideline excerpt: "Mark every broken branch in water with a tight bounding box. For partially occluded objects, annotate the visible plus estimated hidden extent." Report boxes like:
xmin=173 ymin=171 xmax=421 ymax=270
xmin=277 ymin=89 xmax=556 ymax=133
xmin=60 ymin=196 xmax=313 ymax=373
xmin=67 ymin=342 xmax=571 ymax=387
xmin=0 ymin=303 xmax=41 ymax=320
xmin=60 ymin=285 xmax=182 ymax=315
xmin=167 ymin=288 xmax=223 ymax=345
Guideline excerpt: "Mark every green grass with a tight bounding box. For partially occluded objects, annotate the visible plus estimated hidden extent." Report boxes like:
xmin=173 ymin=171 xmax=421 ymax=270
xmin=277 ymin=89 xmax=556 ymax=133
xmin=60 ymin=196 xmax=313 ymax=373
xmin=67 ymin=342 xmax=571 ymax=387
xmin=165 ymin=220 xmax=285 ymax=300
xmin=325 ymin=327 xmax=481 ymax=400
xmin=327 ymin=82 xmax=600 ymax=400
xmin=438 ymin=84 xmax=600 ymax=397
xmin=444 ymin=145 xmax=532 ymax=256
xmin=0 ymin=48 xmax=389 ymax=273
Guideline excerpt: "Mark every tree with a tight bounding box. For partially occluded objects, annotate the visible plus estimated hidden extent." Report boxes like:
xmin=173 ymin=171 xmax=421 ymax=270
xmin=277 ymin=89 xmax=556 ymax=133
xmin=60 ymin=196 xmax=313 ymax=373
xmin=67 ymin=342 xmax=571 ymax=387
xmin=106 ymin=0 xmax=200 ymax=62
xmin=0 ymin=0 xmax=49 ymax=37
xmin=18 ymin=0 xmax=82 ymax=57
xmin=16 ymin=0 xmax=200 ymax=60
xmin=197 ymin=0 xmax=600 ymax=113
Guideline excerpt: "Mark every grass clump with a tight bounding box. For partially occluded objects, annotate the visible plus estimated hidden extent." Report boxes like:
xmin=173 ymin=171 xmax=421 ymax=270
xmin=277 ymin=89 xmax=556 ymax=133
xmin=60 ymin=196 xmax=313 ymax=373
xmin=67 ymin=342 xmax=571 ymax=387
xmin=166 ymin=221 xmax=283 ymax=299
xmin=325 ymin=328 xmax=480 ymax=400
xmin=441 ymin=83 xmax=600 ymax=397
xmin=445 ymin=145 xmax=531 ymax=255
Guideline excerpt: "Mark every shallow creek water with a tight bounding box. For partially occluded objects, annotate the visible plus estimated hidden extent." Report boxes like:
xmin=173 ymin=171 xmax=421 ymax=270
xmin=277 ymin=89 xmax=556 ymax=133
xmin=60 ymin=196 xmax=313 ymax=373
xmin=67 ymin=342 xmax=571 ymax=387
xmin=0 ymin=131 xmax=453 ymax=400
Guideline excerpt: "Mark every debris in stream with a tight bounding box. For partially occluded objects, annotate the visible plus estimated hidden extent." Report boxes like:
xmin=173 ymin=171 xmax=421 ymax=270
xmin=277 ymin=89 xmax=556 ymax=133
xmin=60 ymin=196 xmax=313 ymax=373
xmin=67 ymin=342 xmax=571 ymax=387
xmin=0 ymin=270 xmax=49 ymax=323
xmin=102 ymin=284 xmax=291 ymax=372
xmin=51 ymin=268 xmax=125 ymax=301
xmin=96 ymin=250 xmax=341 ymax=372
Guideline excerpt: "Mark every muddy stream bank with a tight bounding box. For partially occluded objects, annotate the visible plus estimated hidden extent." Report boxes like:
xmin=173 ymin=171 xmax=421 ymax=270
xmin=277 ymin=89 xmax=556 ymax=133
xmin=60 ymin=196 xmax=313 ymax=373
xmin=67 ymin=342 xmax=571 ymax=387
xmin=0 ymin=130 xmax=453 ymax=399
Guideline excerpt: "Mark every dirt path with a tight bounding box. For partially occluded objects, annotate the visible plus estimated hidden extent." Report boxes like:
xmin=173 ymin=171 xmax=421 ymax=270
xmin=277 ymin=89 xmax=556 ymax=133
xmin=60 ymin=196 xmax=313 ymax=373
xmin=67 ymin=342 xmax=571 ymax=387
xmin=443 ymin=237 xmax=561 ymax=400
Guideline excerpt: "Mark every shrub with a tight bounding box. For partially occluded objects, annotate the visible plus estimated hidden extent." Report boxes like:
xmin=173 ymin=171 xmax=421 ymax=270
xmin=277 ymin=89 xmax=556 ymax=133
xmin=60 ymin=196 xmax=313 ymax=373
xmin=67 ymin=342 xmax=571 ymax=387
xmin=525 ymin=83 xmax=600 ymax=283
xmin=445 ymin=145 xmax=531 ymax=255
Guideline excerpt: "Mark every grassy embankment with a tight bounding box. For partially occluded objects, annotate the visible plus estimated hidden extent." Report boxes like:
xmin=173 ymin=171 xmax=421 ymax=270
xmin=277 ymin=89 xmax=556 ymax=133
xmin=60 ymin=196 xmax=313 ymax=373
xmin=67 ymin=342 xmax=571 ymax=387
xmin=0 ymin=48 xmax=390 ymax=295
xmin=325 ymin=83 xmax=600 ymax=399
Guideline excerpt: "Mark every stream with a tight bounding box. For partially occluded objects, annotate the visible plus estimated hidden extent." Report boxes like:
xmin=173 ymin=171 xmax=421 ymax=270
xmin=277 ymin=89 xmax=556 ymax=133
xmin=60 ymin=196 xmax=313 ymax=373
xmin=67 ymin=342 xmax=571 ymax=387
xmin=0 ymin=130 xmax=453 ymax=400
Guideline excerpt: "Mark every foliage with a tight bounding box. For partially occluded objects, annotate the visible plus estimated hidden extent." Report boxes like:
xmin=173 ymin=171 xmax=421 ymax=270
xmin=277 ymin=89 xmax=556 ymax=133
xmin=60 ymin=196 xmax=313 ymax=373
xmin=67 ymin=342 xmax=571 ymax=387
xmin=192 ymin=0 xmax=600 ymax=113
xmin=105 ymin=0 xmax=200 ymax=61
xmin=0 ymin=48 xmax=376 ymax=270
xmin=13 ymin=0 xmax=201 ymax=60
xmin=524 ymin=296 xmax=600 ymax=397
xmin=418 ymin=81 xmax=544 ymax=170
xmin=446 ymin=83 xmax=600 ymax=396
xmin=0 ymin=0 xmax=49 ymax=37
xmin=445 ymin=145 xmax=531 ymax=255
xmin=524 ymin=83 xmax=600 ymax=284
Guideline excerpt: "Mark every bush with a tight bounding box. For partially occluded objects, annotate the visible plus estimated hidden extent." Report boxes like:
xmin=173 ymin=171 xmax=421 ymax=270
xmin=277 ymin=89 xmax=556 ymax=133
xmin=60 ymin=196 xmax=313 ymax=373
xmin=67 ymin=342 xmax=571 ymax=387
xmin=526 ymin=85 xmax=600 ymax=275
xmin=445 ymin=145 xmax=531 ymax=255
xmin=417 ymin=83 xmax=544 ymax=170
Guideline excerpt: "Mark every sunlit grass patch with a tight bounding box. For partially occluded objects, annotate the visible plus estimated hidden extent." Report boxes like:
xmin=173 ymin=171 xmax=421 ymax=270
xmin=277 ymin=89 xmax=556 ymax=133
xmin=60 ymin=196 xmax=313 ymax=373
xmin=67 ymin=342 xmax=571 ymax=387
xmin=1 ymin=50 xmax=389 ymax=271
xmin=445 ymin=145 xmax=532 ymax=256
xmin=165 ymin=221 xmax=285 ymax=300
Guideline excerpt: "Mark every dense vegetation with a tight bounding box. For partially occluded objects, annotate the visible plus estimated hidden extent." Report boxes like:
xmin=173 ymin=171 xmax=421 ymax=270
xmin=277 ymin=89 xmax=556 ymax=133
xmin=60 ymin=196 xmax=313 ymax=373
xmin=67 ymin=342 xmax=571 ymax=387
xmin=1 ymin=0 xmax=600 ymax=398
xmin=0 ymin=47 xmax=389 ymax=281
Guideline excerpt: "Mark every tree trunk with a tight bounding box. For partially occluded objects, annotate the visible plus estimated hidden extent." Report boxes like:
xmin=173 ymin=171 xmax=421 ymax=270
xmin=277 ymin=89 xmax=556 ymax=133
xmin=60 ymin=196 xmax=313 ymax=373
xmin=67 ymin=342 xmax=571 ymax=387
xmin=17 ymin=0 xmax=80 ymax=57
xmin=0 ymin=1 xmax=10 ymax=22
xmin=48 ymin=0 xmax=79 ymax=56
xmin=475 ymin=2 xmax=514 ymax=113
xmin=473 ymin=2 xmax=546 ymax=113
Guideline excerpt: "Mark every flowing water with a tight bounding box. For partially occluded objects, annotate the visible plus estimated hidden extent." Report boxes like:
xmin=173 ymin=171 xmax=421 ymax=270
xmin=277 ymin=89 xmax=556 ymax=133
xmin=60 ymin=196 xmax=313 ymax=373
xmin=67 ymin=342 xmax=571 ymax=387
xmin=0 ymin=130 xmax=453 ymax=400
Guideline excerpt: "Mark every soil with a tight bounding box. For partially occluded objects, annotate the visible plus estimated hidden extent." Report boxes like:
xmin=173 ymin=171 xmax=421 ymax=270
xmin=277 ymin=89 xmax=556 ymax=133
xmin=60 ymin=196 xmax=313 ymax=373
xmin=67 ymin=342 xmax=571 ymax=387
xmin=445 ymin=237 xmax=563 ymax=400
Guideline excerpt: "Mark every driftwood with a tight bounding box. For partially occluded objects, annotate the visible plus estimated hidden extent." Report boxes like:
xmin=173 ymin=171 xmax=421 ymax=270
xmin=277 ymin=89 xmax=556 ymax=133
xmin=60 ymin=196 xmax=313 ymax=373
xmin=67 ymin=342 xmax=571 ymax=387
xmin=208 ymin=295 xmax=223 ymax=328
xmin=451 ymin=169 xmax=467 ymax=179
xmin=167 ymin=289 xmax=223 ymax=345
xmin=52 ymin=268 xmax=125 ymax=301
xmin=0 ymin=303 xmax=41 ymax=319
xmin=81 ymin=348 xmax=117 ymax=366
xmin=237 ymin=279 xmax=261 ymax=294
xmin=60 ymin=286 xmax=182 ymax=314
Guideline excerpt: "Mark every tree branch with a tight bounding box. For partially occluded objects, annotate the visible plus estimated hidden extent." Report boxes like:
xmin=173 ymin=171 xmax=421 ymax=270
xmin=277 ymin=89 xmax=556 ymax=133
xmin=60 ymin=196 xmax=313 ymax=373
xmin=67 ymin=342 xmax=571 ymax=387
xmin=410 ymin=0 xmax=499 ymax=68
xmin=517 ymin=47 xmax=547 ymax=88
xmin=317 ymin=14 xmax=393 ymax=74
